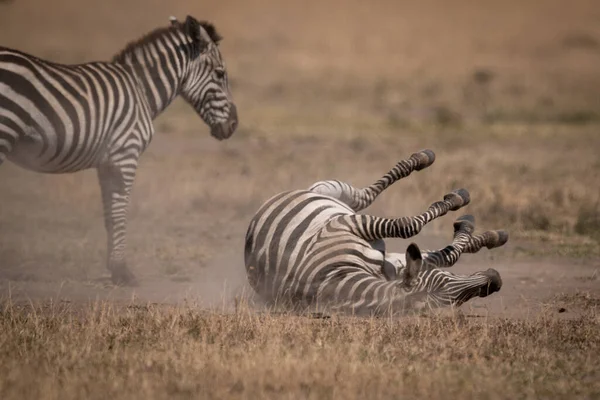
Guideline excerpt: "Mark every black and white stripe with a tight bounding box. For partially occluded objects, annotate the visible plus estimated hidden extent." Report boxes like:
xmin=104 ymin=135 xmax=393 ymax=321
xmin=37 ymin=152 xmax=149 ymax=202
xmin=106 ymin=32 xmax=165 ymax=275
xmin=0 ymin=15 xmax=238 ymax=284
xmin=244 ymin=150 xmax=508 ymax=315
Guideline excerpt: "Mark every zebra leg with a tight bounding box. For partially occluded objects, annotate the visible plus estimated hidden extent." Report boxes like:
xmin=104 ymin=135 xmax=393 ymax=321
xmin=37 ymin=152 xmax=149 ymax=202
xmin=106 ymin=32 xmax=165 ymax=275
xmin=422 ymin=215 xmax=509 ymax=268
xmin=330 ymin=188 xmax=470 ymax=241
xmin=97 ymin=164 xmax=137 ymax=285
xmin=0 ymin=120 xmax=19 ymax=166
xmin=308 ymin=149 xmax=436 ymax=211
xmin=464 ymin=230 xmax=509 ymax=252
xmin=420 ymin=215 xmax=475 ymax=268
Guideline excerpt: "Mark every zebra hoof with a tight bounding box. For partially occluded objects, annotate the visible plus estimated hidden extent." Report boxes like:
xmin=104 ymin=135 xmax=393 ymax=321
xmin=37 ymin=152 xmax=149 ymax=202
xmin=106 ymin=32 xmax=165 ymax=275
xmin=411 ymin=149 xmax=436 ymax=171
xmin=111 ymin=267 xmax=138 ymax=286
xmin=444 ymin=188 xmax=470 ymax=211
xmin=483 ymin=230 xmax=509 ymax=249
xmin=453 ymin=214 xmax=476 ymax=235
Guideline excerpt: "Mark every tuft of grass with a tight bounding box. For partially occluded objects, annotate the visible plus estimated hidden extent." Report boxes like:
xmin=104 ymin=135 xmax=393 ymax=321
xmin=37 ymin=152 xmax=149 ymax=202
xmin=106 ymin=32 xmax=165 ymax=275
xmin=432 ymin=105 xmax=463 ymax=127
xmin=562 ymin=32 xmax=599 ymax=50
xmin=575 ymin=270 xmax=599 ymax=282
xmin=575 ymin=203 xmax=600 ymax=240
xmin=162 ymin=263 xmax=183 ymax=276
xmin=514 ymin=241 xmax=600 ymax=259
xmin=553 ymin=291 xmax=600 ymax=310
xmin=0 ymin=301 xmax=599 ymax=400
xmin=483 ymin=109 xmax=600 ymax=125
xmin=472 ymin=68 xmax=495 ymax=85
xmin=554 ymin=111 xmax=600 ymax=125
xmin=521 ymin=204 xmax=552 ymax=231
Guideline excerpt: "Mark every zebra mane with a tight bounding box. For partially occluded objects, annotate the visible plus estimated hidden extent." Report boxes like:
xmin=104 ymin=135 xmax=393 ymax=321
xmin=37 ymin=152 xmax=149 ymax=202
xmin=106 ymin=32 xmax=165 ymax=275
xmin=197 ymin=21 xmax=223 ymax=45
xmin=111 ymin=21 xmax=222 ymax=64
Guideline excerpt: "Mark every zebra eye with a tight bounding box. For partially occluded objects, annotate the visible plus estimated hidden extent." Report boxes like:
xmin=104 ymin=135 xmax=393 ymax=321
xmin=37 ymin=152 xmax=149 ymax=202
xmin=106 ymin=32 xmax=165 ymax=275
xmin=215 ymin=68 xmax=225 ymax=79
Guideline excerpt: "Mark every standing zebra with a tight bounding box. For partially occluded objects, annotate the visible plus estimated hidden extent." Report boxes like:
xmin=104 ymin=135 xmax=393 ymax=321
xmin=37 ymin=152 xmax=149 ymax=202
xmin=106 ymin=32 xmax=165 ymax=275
xmin=0 ymin=16 xmax=238 ymax=285
xmin=244 ymin=149 xmax=508 ymax=315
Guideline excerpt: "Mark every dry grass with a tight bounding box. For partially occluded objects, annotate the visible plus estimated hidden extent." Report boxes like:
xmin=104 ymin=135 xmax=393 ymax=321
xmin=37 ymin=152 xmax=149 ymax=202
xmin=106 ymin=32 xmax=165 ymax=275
xmin=0 ymin=300 xmax=598 ymax=400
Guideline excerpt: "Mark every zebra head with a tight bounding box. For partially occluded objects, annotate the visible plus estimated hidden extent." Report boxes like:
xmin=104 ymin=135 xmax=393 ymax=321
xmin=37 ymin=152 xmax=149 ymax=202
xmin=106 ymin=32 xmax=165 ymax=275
xmin=173 ymin=16 xmax=238 ymax=140
xmin=399 ymin=243 xmax=502 ymax=310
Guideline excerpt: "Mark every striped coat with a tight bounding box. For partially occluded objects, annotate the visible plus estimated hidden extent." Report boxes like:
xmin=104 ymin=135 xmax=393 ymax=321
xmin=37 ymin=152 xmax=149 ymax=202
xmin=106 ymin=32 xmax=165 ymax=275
xmin=245 ymin=150 xmax=507 ymax=315
xmin=0 ymin=15 xmax=238 ymax=284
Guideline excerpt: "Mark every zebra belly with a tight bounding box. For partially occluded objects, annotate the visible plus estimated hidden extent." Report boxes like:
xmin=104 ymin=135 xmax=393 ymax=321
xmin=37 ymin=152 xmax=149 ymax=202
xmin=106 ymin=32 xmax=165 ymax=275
xmin=277 ymin=241 xmax=387 ymax=309
xmin=7 ymin=127 xmax=94 ymax=173
xmin=7 ymin=127 xmax=52 ymax=171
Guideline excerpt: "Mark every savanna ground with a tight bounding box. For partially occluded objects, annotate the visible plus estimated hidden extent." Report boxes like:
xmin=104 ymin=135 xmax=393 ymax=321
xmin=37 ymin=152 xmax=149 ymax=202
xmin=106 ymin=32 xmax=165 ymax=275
xmin=0 ymin=0 xmax=599 ymax=398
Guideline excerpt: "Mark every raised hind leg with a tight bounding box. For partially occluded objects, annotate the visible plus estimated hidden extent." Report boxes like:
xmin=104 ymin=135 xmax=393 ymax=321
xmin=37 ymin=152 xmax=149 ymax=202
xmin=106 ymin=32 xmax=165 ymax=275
xmin=464 ymin=230 xmax=509 ymax=253
xmin=421 ymin=215 xmax=509 ymax=268
xmin=309 ymin=149 xmax=436 ymax=212
xmin=329 ymin=187 xmax=471 ymax=241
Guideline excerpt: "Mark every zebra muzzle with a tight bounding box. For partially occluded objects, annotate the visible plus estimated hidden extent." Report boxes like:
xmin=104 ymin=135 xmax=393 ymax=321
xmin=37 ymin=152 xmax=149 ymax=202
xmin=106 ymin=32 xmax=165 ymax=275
xmin=478 ymin=268 xmax=502 ymax=297
xmin=210 ymin=104 xmax=238 ymax=140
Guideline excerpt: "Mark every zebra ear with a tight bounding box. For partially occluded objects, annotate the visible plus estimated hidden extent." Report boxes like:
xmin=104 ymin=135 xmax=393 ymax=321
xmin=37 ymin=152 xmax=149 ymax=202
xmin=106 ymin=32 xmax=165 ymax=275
xmin=169 ymin=16 xmax=179 ymax=27
xmin=404 ymin=243 xmax=422 ymax=284
xmin=184 ymin=16 xmax=209 ymax=56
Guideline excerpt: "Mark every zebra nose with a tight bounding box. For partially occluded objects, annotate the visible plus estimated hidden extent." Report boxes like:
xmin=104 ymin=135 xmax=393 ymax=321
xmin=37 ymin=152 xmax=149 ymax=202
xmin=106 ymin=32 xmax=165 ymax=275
xmin=228 ymin=104 xmax=238 ymax=133
xmin=229 ymin=119 xmax=238 ymax=133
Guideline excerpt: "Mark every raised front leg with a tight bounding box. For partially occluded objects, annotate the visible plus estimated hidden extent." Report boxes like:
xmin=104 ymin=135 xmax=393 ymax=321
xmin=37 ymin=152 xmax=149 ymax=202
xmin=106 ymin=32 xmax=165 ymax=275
xmin=329 ymin=188 xmax=470 ymax=242
xmin=308 ymin=149 xmax=436 ymax=211
xmin=422 ymin=215 xmax=509 ymax=268
xmin=97 ymin=163 xmax=137 ymax=285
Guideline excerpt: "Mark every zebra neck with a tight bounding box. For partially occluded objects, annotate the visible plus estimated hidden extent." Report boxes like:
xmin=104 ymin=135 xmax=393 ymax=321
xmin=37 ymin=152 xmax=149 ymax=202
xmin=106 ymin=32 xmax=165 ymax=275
xmin=124 ymin=59 xmax=181 ymax=120
xmin=113 ymin=28 xmax=191 ymax=120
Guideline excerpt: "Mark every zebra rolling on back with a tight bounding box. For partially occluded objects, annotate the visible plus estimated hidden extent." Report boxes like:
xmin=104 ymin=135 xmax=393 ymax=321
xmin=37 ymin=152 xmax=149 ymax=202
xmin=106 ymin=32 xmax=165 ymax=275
xmin=0 ymin=15 xmax=238 ymax=285
xmin=244 ymin=149 xmax=508 ymax=315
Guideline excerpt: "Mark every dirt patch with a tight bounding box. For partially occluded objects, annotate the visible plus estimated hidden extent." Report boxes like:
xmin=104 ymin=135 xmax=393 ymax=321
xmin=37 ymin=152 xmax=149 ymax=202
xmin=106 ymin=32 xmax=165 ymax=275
xmin=1 ymin=209 xmax=598 ymax=320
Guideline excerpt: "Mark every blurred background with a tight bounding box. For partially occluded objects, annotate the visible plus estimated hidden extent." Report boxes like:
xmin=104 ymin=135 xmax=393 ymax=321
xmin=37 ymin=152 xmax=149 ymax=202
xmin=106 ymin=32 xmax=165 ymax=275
xmin=0 ymin=0 xmax=599 ymax=306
